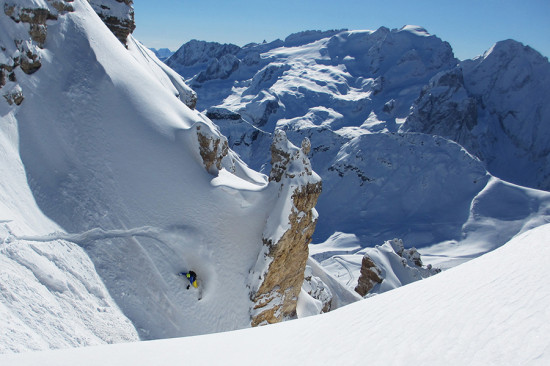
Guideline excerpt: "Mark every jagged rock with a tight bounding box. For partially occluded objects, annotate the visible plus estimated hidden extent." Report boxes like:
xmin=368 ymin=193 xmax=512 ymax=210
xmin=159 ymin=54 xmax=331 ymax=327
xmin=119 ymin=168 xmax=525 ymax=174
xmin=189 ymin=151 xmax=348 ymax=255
xmin=206 ymin=107 xmax=242 ymax=121
xmin=353 ymin=239 xmax=440 ymax=298
xmin=3 ymin=4 xmax=59 ymax=48
xmin=0 ymin=1 xmax=76 ymax=91
xmin=3 ymin=84 xmax=24 ymax=105
xmin=0 ymin=69 xmax=6 ymax=87
xmin=195 ymin=53 xmax=240 ymax=83
xmin=403 ymin=68 xmax=478 ymax=153
xmin=18 ymin=49 xmax=42 ymax=74
xmin=183 ymin=89 xmax=197 ymax=110
xmin=51 ymin=1 xmax=75 ymax=14
xmin=354 ymin=255 xmax=382 ymax=297
xmin=89 ymin=0 xmax=136 ymax=47
xmin=168 ymin=40 xmax=241 ymax=68
xmin=250 ymin=130 xmax=322 ymax=327
xmin=389 ymin=238 xmax=425 ymax=267
xmin=194 ymin=124 xmax=229 ymax=175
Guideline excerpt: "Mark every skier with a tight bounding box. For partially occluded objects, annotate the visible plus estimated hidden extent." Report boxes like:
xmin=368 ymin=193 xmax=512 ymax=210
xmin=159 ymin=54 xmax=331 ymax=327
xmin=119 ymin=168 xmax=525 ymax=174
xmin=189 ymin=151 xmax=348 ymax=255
xmin=179 ymin=270 xmax=198 ymax=289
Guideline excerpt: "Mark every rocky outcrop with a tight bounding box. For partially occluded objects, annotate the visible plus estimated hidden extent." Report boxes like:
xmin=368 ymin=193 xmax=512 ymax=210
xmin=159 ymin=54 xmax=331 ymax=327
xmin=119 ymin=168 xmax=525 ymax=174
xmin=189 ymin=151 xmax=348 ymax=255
xmin=1 ymin=1 xmax=75 ymax=106
xmin=250 ymin=130 xmax=322 ymax=327
xmin=355 ymin=239 xmax=440 ymax=297
xmin=354 ymin=255 xmax=382 ymax=297
xmin=193 ymin=123 xmax=229 ymax=175
xmin=3 ymin=84 xmax=24 ymax=105
xmin=89 ymin=0 xmax=136 ymax=47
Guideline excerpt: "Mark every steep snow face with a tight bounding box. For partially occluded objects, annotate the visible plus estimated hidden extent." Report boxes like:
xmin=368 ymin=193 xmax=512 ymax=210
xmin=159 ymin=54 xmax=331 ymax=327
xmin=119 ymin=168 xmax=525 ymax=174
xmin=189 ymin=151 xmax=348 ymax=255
xmin=403 ymin=40 xmax=550 ymax=191
xmin=128 ymin=37 xmax=197 ymax=109
xmin=0 ymin=113 xmax=139 ymax=352
xmin=462 ymin=40 xmax=550 ymax=189
xmin=4 ymin=222 xmax=550 ymax=365
xmin=0 ymin=0 xmax=139 ymax=352
xmin=1 ymin=0 xmax=318 ymax=349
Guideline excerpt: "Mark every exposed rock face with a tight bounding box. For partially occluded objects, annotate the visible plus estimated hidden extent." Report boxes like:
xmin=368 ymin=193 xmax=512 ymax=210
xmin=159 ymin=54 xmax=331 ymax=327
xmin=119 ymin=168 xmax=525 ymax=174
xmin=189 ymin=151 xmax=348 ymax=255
xmin=403 ymin=40 xmax=550 ymax=191
xmin=403 ymin=68 xmax=478 ymax=152
xmin=5 ymin=4 xmax=52 ymax=47
xmin=354 ymin=255 xmax=382 ymax=297
xmin=389 ymin=239 xmax=425 ymax=268
xmin=195 ymin=53 xmax=240 ymax=83
xmin=3 ymin=84 xmax=24 ymax=105
xmin=354 ymin=238 xmax=441 ymax=297
xmin=89 ymin=0 xmax=136 ymax=47
xmin=193 ymin=123 xmax=229 ymax=175
xmin=250 ymin=130 xmax=322 ymax=327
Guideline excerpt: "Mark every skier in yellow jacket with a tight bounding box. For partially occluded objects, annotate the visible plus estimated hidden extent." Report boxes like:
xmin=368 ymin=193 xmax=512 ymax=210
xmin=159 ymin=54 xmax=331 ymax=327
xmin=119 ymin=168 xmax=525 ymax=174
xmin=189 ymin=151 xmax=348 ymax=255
xmin=179 ymin=270 xmax=198 ymax=289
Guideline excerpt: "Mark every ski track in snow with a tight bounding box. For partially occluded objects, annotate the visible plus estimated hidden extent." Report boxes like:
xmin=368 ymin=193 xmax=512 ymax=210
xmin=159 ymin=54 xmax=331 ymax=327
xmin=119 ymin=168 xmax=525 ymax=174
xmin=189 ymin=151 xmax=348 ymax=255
xmin=331 ymin=256 xmax=356 ymax=286
xmin=14 ymin=226 xmax=167 ymax=247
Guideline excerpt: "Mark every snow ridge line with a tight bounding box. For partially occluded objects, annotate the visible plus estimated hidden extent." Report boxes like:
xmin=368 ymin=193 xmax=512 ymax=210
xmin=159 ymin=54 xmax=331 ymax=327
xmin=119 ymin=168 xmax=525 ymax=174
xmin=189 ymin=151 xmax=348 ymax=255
xmin=13 ymin=226 xmax=164 ymax=246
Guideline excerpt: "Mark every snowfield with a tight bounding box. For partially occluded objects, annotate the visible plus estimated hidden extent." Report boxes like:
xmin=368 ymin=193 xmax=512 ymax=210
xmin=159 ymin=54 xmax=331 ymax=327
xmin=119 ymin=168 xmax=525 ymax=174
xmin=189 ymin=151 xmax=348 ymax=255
xmin=2 ymin=223 xmax=549 ymax=365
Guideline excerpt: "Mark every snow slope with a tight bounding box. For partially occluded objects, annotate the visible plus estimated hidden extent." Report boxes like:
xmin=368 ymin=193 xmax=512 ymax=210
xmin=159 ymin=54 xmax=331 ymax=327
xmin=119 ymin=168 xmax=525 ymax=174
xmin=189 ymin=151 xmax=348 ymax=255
xmin=1 ymin=0 xmax=306 ymax=349
xmin=3 ymin=222 xmax=549 ymax=365
xmin=0 ymin=0 xmax=140 ymax=352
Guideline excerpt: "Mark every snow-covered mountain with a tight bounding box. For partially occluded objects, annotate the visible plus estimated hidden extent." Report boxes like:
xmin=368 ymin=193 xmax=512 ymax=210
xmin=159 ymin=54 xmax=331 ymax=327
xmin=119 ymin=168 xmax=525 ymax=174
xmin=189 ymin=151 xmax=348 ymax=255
xmin=149 ymin=48 xmax=174 ymax=62
xmin=1 ymin=0 xmax=549 ymax=360
xmin=1 ymin=0 xmax=337 ymax=352
xmin=166 ymin=27 xmax=550 ymax=295
xmin=167 ymin=27 xmax=550 ymax=192
xmin=403 ymin=39 xmax=550 ymax=191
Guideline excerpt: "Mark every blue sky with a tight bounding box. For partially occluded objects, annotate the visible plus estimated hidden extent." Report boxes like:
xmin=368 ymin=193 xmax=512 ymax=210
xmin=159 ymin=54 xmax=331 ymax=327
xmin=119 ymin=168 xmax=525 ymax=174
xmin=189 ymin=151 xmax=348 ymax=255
xmin=133 ymin=0 xmax=549 ymax=60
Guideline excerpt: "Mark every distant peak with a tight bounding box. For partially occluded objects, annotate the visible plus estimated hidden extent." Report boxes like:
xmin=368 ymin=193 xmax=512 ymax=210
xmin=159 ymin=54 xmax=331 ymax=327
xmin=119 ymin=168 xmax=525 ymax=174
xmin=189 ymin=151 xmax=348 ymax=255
xmin=483 ymin=39 xmax=546 ymax=62
xmin=283 ymin=29 xmax=347 ymax=47
xmin=398 ymin=25 xmax=431 ymax=36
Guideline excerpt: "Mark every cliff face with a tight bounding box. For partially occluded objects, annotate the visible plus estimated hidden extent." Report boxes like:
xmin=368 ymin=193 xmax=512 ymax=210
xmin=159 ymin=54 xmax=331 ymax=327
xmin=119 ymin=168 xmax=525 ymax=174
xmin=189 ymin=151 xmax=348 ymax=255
xmin=250 ymin=130 xmax=322 ymax=327
xmin=89 ymin=0 xmax=135 ymax=47
xmin=403 ymin=40 xmax=550 ymax=190
xmin=354 ymin=255 xmax=382 ymax=297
